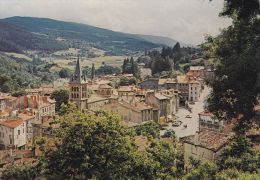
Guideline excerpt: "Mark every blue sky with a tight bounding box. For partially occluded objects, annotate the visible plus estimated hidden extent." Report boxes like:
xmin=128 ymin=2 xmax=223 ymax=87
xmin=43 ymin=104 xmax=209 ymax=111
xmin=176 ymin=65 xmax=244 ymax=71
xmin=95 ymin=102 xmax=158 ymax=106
xmin=0 ymin=0 xmax=231 ymax=45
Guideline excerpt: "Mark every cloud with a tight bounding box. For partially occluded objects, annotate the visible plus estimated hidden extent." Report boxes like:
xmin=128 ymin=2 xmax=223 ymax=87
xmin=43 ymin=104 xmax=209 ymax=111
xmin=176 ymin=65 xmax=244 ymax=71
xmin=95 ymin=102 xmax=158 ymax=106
xmin=0 ymin=0 xmax=231 ymax=45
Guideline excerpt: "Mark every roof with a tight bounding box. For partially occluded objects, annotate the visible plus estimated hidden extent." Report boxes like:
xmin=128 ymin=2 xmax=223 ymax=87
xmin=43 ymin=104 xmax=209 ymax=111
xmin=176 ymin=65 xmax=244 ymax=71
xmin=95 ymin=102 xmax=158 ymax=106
xmin=199 ymin=111 xmax=214 ymax=117
xmin=99 ymin=84 xmax=112 ymax=89
xmin=0 ymin=119 xmax=24 ymax=128
xmin=184 ymin=130 xmax=234 ymax=152
xmin=189 ymin=66 xmax=205 ymax=71
xmin=177 ymin=75 xmax=189 ymax=83
xmin=18 ymin=113 xmax=36 ymax=121
xmin=155 ymin=93 xmax=168 ymax=100
xmin=118 ymin=86 xmax=134 ymax=92
xmin=87 ymin=94 xmax=108 ymax=103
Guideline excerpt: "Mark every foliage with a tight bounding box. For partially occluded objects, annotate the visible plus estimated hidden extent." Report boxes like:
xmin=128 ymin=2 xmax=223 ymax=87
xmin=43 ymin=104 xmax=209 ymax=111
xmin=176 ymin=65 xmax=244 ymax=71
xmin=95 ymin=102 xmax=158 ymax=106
xmin=205 ymin=0 xmax=260 ymax=133
xmin=58 ymin=68 xmax=71 ymax=78
xmin=185 ymin=162 xmax=218 ymax=180
xmin=134 ymin=121 xmax=160 ymax=138
xmin=217 ymin=137 xmax=260 ymax=173
xmin=119 ymin=77 xmax=137 ymax=86
xmin=2 ymin=164 xmax=40 ymax=180
xmin=50 ymin=89 xmax=69 ymax=113
xmin=95 ymin=64 xmax=121 ymax=76
xmin=122 ymin=57 xmax=140 ymax=78
xmin=0 ymin=54 xmax=41 ymax=92
xmin=215 ymin=168 xmax=260 ymax=180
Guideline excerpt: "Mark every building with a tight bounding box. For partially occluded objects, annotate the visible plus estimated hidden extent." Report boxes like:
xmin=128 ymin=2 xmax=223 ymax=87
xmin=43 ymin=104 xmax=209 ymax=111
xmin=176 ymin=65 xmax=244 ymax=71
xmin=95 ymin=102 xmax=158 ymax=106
xmin=86 ymin=94 xmax=111 ymax=111
xmin=188 ymin=79 xmax=201 ymax=102
xmin=145 ymin=91 xmax=170 ymax=119
xmin=186 ymin=66 xmax=205 ymax=79
xmin=118 ymin=86 xmax=136 ymax=98
xmin=69 ymin=58 xmax=88 ymax=111
xmin=183 ymin=130 xmax=233 ymax=164
xmin=198 ymin=111 xmax=224 ymax=132
xmin=104 ymin=100 xmax=158 ymax=125
xmin=0 ymin=119 xmax=27 ymax=149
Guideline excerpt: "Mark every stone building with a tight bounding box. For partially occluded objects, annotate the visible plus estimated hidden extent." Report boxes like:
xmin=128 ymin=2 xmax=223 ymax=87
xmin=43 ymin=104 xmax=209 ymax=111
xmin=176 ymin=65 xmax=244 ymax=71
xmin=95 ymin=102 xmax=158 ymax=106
xmin=103 ymin=100 xmax=158 ymax=125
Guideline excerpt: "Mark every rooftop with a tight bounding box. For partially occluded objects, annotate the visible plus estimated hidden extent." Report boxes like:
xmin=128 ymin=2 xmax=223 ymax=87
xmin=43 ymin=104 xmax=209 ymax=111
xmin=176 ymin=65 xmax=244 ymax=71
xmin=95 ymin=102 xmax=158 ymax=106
xmin=189 ymin=66 xmax=205 ymax=71
xmin=0 ymin=119 xmax=24 ymax=128
xmin=184 ymin=130 xmax=234 ymax=152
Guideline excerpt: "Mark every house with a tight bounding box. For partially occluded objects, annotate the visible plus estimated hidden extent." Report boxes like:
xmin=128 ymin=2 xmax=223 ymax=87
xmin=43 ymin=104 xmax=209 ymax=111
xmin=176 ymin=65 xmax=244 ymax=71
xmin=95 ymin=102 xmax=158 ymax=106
xmin=183 ymin=130 xmax=234 ymax=164
xmin=198 ymin=111 xmax=224 ymax=132
xmin=86 ymin=94 xmax=111 ymax=111
xmin=186 ymin=66 xmax=205 ymax=79
xmin=17 ymin=112 xmax=38 ymax=145
xmin=103 ymin=100 xmax=158 ymax=125
xmin=188 ymin=79 xmax=201 ymax=102
xmin=118 ymin=86 xmax=136 ymax=98
xmin=0 ymin=118 xmax=27 ymax=149
xmin=145 ymin=91 xmax=170 ymax=119
xmin=98 ymin=84 xmax=113 ymax=98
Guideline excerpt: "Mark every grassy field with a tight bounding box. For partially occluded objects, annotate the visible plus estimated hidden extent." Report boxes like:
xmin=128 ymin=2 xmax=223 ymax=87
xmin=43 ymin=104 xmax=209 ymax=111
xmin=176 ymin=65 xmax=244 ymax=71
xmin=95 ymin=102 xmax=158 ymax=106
xmin=44 ymin=55 xmax=128 ymax=72
xmin=4 ymin=52 xmax=32 ymax=62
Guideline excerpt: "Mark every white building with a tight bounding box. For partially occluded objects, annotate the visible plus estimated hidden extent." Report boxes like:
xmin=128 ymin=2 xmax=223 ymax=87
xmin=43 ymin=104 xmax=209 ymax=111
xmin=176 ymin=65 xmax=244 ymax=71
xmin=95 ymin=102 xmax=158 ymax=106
xmin=188 ymin=81 xmax=201 ymax=102
xmin=0 ymin=118 xmax=26 ymax=149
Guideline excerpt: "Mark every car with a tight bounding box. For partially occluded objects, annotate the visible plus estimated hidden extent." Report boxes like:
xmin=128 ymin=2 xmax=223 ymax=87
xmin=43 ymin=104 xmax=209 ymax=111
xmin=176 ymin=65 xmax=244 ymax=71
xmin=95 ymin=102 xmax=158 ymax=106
xmin=172 ymin=120 xmax=182 ymax=127
xmin=183 ymin=124 xmax=188 ymax=128
xmin=161 ymin=129 xmax=175 ymax=138
xmin=185 ymin=115 xmax=192 ymax=118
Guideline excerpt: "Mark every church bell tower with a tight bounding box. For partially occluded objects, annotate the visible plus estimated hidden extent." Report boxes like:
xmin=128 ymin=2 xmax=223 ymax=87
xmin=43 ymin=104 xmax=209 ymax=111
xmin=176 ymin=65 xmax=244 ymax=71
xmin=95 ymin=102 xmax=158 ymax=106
xmin=69 ymin=57 xmax=88 ymax=111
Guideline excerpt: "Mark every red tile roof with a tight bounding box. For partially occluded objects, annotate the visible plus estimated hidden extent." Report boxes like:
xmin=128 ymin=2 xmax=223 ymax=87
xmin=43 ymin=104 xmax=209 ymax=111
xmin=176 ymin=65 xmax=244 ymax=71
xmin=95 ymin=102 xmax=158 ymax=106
xmin=0 ymin=119 xmax=24 ymax=128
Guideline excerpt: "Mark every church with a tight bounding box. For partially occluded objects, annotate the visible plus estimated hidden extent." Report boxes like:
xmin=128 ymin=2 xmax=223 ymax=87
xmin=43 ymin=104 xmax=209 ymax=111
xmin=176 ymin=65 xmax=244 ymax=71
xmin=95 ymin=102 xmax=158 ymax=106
xmin=69 ymin=58 xmax=88 ymax=111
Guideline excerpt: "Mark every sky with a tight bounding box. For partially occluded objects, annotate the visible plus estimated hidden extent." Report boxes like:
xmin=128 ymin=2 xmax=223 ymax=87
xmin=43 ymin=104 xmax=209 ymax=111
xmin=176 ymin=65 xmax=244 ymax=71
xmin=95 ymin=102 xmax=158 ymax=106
xmin=0 ymin=0 xmax=231 ymax=45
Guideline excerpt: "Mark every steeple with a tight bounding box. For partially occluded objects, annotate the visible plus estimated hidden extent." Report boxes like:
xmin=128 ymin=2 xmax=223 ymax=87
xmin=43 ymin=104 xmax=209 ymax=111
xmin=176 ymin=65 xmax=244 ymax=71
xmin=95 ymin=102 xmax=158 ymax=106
xmin=70 ymin=56 xmax=87 ymax=84
xmin=75 ymin=56 xmax=82 ymax=78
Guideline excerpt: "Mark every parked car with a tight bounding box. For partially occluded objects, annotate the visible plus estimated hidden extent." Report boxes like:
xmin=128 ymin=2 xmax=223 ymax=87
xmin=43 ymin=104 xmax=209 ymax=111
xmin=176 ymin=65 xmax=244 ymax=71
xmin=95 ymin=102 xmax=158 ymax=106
xmin=172 ymin=120 xmax=182 ymax=127
xmin=161 ymin=129 xmax=175 ymax=138
xmin=185 ymin=115 xmax=192 ymax=118
xmin=183 ymin=124 xmax=188 ymax=128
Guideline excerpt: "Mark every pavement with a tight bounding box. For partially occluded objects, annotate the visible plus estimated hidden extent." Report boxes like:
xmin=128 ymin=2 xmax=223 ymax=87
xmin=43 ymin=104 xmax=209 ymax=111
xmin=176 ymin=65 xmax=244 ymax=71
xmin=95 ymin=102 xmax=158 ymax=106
xmin=160 ymin=86 xmax=211 ymax=138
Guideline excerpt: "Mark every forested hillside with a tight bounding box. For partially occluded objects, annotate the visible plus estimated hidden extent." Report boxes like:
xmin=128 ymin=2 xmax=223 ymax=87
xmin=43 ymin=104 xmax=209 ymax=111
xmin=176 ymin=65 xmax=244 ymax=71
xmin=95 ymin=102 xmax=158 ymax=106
xmin=0 ymin=17 xmax=180 ymax=55
xmin=0 ymin=22 xmax=68 ymax=53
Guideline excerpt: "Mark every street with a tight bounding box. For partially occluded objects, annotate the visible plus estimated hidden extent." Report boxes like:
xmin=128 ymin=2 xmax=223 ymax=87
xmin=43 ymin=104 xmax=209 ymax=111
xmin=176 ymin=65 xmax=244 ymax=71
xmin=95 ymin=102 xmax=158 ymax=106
xmin=160 ymin=86 xmax=211 ymax=138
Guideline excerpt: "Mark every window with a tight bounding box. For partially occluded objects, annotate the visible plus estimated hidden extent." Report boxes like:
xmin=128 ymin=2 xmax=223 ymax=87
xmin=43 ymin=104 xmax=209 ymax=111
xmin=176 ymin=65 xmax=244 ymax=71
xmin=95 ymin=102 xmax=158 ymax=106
xmin=18 ymin=130 xmax=20 ymax=135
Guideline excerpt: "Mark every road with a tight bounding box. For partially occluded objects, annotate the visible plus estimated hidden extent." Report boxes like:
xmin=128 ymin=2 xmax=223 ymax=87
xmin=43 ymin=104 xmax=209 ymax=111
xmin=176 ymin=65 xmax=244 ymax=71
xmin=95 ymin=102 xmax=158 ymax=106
xmin=160 ymin=86 xmax=211 ymax=138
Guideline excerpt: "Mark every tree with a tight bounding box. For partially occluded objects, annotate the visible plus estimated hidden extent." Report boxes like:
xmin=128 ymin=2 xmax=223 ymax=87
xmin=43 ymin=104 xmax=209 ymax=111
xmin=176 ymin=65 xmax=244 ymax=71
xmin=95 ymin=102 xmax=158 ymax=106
xmin=58 ymin=68 xmax=70 ymax=78
xmin=185 ymin=162 xmax=218 ymax=180
xmin=134 ymin=121 xmax=160 ymax=138
xmin=205 ymin=0 xmax=260 ymax=133
xmin=50 ymin=89 xmax=69 ymax=113
xmin=91 ymin=63 xmax=95 ymax=80
xmin=2 ymin=164 xmax=40 ymax=180
xmin=41 ymin=110 xmax=160 ymax=179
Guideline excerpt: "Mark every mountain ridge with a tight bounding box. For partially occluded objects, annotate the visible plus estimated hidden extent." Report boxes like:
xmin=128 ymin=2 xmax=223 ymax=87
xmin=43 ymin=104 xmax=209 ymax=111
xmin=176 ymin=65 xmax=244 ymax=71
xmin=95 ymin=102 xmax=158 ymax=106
xmin=0 ymin=16 xmax=183 ymax=55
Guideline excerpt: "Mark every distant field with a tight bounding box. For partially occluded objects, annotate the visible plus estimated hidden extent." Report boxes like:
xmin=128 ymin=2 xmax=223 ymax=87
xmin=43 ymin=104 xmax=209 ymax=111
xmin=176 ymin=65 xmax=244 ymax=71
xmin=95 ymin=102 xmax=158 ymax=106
xmin=4 ymin=52 xmax=32 ymax=61
xmin=43 ymin=55 xmax=128 ymax=72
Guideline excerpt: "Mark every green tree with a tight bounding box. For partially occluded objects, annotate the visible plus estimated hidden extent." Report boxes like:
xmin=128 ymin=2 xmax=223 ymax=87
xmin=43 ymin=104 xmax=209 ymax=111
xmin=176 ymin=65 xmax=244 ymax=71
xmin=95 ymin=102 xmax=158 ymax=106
xmin=58 ymin=68 xmax=70 ymax=78
xmin=50 ymin=89 xmax=69 ymax=113
xmin=41 ymin=110 xmax=161 ymax=179
xmin=2 ymin=164 xmax=40 ymax=180
xmin=134 ymin=121 xmax=160 ymax=138
xmin=205 ymin=0 xmax=260 ymax=133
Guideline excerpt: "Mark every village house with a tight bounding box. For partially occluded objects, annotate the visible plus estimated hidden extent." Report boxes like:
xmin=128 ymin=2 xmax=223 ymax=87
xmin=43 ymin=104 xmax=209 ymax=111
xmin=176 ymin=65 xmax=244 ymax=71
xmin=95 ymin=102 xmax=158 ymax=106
xmin=186 ymin=66 xmax=205 ymax=79
xmin=117 ymin=86 xmax=136 ymax=98
xmin=198 ymin=111 xmax=224 ymax=132
xmin=103 ymin=100 xmax=158 ymax=125
xmin=0 ymin=118 xmax=27 ymax=149
xmin=145 ymin=91 xmax=170 ymax=119
xmin=183 ymin=130 xmax=234 ymax=165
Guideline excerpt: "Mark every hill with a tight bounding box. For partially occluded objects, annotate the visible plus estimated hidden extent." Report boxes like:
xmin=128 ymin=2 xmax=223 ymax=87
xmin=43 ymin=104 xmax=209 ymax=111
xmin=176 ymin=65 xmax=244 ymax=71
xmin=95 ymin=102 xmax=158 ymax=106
xmin=0 ymin=22 xmax=68 ymax=53
xmin=0 ymin=16 xmax=181 ymax=55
